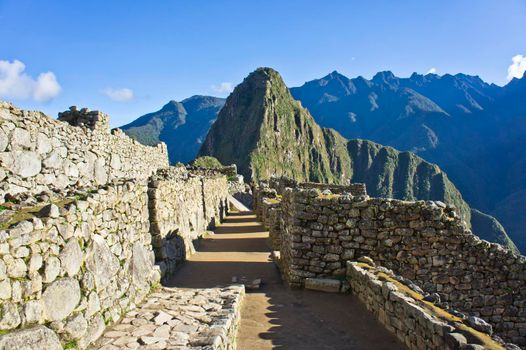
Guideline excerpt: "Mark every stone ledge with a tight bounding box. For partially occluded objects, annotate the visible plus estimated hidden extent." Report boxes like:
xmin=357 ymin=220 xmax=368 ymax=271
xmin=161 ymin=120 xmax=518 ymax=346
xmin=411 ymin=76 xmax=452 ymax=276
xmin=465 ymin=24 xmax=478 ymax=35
xmin=91 ymin=285 xmax=245 ymax=350
xmin=347 ymin=261 xmax=512 ymax=350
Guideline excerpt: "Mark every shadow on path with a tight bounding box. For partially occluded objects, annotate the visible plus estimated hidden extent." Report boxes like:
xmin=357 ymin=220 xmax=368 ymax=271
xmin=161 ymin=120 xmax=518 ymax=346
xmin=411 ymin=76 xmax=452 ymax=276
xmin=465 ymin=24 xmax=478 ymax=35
xmin=165 ymin=211 xmax=405 ymax=350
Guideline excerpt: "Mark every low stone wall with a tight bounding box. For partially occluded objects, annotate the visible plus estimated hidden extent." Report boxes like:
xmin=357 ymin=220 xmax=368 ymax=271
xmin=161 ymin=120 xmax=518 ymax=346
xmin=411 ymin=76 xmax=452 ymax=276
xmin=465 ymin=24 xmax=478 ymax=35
xmin=278 ymin=187 xmax=526 ymax=345
xmin=0 ymin=180 xmax=159 ymax=348
xmin=347 ymin=261 xmax=507 ymax=350
xmin=0 ymin=102 xmax=168 ymax=199
xmin=268 ymin=176 xmax=367 ymax=196
xmin=92 ymin=285 xmax=244 ymax=350
xmin=148 ymin=167 xmax=228 ymax=277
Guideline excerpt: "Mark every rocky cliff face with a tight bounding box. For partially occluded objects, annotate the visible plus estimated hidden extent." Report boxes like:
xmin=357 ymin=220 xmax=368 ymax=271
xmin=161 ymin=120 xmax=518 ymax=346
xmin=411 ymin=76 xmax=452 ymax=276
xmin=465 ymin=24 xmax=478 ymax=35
xmin=199 ymin=68 xmax=477 ymax=230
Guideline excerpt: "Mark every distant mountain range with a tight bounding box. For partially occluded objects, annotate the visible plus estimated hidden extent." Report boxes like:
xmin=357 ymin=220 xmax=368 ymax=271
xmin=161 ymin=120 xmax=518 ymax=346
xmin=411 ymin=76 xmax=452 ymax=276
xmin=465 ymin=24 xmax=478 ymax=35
xmin=120 ymin=96 xmax=225 ymax=164
xmin=120 ymin=69 xmax=525 ymax=253
xmin=197 ymin=67 xmax=517 ymax=252
xmin=290 ymin=70 xmax=526 ymax=253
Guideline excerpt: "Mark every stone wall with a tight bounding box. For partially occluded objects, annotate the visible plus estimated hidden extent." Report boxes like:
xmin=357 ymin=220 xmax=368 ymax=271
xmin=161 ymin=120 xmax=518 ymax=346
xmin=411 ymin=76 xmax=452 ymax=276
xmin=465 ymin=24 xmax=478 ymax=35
xmin=0 ymin=180 xmax=159 ymax=348
xmin=0 ymin=103 xmax=235 ymax=349
xmin=260 ymin=198 xmax=282 ymax=250
xmin=148 ymin=167 xmax=228 ymax=277
xmin=268 ymin=176 xmax=367 ymax=196
xmin=276 ymin=186 xmax=526 ymax=345
xmin=0 ymin=102 xmax=168 ymax=199
xmin=347 ymin=261 xmax=507 ymax=350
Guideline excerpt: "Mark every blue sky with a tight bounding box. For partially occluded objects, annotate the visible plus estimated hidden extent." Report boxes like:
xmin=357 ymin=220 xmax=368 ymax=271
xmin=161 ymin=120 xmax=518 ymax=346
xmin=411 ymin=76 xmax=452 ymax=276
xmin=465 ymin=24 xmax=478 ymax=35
xmin=1 ymin=0 xmax=525 ymax=127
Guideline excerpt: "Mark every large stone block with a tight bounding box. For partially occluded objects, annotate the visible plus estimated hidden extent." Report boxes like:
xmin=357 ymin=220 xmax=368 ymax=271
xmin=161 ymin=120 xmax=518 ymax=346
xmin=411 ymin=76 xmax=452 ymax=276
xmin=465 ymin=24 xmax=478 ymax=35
xmin=85 ymin=234 xmax=119 ymax=290
xmin=304 ymin=278 xmax=341 ymax=293
xmin=0 ymin=325 xmax=61 ymax=350
xmin=42 ymin=277 xmax=80 ymax=321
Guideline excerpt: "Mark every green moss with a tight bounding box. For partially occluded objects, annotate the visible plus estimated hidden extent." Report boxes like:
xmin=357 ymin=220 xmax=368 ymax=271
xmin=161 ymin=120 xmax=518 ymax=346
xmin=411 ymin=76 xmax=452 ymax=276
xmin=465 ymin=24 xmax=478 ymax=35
xmin=63 ymin=340 xmax=78 ymax=349
xmin=191 ymin=156 xmax=223 ymax=168
xmin=0 ymin=205 xmax=7 ymax=214
xmin=0 ymin=198 xmax=75 ymax=230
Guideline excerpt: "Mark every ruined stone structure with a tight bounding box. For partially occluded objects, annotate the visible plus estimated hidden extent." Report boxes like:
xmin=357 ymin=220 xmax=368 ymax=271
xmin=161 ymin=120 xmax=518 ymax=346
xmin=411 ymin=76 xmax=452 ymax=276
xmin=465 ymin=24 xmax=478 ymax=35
xmin=254 ymin=178 xmax=525 ymax=348
xmin=148 ymin=167 xmax=228 ymax=277
xmin=0 ymin=102 xmax=237 ymax=349
xmin=0 ymin=103 xmax=168 ymax=199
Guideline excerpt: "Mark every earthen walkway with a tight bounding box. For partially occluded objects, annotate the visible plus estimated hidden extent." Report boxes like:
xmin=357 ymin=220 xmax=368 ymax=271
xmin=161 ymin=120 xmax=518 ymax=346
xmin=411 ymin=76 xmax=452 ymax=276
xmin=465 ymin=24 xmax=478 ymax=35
xmin=166 ymin=211 xmax=405 ymax=350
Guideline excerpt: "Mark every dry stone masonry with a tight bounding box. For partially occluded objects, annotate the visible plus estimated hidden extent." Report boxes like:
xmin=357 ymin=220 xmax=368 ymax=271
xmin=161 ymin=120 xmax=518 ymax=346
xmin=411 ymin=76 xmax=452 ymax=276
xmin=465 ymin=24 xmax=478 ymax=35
xmin=0 ymin=102 xmax=241 ymax=349
xmin=92 ymin=286 xmax=244 ymax=350
xmin=0 ymin=181 xmax=159 ymax=348
xmin=347 ymin=261 xmax=506 ymax=350
xmin=254 ymin=178 xmax=526 ymax=348
xmin=0 ymin=102 xmax=168 ymax=199
xmin=148 ymin=167 xmax=228 ymax=277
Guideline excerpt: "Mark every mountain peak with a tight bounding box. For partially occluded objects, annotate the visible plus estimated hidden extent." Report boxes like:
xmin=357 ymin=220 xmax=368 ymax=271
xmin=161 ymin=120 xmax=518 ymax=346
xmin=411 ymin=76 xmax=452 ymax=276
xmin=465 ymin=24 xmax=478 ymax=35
xmin=373 ymin=70 xmax=396 ymax=80
xmin=160 ymin=100 xmax=184 ymax=113
xmin=372 ymin=71 xmax=399 ymax=88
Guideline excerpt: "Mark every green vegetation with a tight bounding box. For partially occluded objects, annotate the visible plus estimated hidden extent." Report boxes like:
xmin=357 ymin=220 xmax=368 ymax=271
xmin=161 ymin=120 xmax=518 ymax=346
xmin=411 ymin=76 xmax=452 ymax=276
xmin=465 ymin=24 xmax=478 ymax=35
xmin=470 ymin=208 xmax=519 ymax=254
xmin=0 ymin=198 xmax=74 ymax=230
xmin=63 ymin=340 xmax=78 ymax=349
xmin=191 ymin=156 xmax=223 ymax=168
xmin=0 ymin=205 xmax=7 ymax=214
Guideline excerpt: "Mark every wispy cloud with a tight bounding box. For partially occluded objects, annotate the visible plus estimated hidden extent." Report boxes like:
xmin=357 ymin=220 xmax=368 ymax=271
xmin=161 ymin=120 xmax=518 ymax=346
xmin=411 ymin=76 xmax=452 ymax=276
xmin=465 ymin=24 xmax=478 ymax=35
xmin=0 ymin=59 xmax=61 ymax=102
xmin=211 ymin=82 xmax=234 ymax=94
xmin=103 ymin=87 xmax=134 ymax=102
xmin=426 ymin=67 xmax=437 ymax=74
xmin=507 ymin=54 xmax=526 ymax=81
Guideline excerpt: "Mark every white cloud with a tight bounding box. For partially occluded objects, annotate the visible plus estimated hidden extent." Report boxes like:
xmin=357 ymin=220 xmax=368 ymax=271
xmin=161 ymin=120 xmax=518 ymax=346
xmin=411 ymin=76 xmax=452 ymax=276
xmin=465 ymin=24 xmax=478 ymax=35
xmin=507 ymin=54 xmax=526 ymax=81
xmin=211 ymin=82 xmax=234 ymax=94
xmin=103 ymin=87 xmax=134 ymax=102
xmin=426 ymin=67 xmax=437 ymax=74
xmin=0 ymin=59 xmax=61 ymax=102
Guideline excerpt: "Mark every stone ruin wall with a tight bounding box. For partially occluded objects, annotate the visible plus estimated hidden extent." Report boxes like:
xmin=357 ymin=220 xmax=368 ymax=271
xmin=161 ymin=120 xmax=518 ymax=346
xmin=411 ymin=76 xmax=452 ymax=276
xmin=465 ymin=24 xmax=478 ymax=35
xmin=0 ymin=103 xmax=234 ymax=348
xmin=254 ymin=182 xmax=526 ymax=347
xmin=149 ymin=167 xmax=228 ymax=277
xmin=254 ymin=177 xmax=367 ymax=252
xmin=0 ymin=102 xmax=168 ymax=199
xmin=0 ymin=180 xmax=159 ymax=348
xmin=347 ymin=261 xmax=505 ymax=350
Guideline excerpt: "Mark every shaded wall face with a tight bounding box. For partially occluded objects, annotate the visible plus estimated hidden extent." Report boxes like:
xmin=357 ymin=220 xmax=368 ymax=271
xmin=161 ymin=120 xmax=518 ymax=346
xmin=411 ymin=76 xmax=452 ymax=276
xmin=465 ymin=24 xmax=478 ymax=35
xmin=278 ymin=188 xmax=525 ymax=345
xmin=0 ymin=102 xmax=168 ymax=200
xmin=148 ymin=168 xmax=229 ymax=277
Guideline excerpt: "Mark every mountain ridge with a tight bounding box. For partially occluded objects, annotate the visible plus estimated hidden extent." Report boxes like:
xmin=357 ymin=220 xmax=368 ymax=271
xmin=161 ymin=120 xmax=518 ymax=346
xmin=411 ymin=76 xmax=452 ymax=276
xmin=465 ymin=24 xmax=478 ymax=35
xmin=120 ymin=95 xmax=225 ymax=163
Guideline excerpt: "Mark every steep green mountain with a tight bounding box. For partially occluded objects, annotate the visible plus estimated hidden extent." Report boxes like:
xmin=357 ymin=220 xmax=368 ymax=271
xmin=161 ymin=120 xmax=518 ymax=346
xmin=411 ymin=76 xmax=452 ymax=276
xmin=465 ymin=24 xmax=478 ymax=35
xmin=199 ymin=68 xmax=495 ymax=237
xmin=471 ymin=208 xmax=518 ymax=253
xmin=291 ymin=71 xmax=526 ymax=253
xmin=120 ymin=95 xmax=225 ymax=163
xmin=199 ymin=68 xmax=351 ymax=184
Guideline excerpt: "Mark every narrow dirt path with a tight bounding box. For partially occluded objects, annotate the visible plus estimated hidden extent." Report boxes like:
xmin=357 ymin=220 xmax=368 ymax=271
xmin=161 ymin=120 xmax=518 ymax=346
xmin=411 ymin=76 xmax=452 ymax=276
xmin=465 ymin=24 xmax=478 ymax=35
xmin=165 ymin=211 xmax=405 ymax=350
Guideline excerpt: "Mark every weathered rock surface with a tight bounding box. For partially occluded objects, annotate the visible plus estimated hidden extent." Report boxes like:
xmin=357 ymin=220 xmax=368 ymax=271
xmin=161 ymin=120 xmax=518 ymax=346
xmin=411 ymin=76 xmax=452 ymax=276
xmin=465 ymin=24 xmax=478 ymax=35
xmin=0 ymin=325 xmax=61 ymax=350
xmin=42 ymin=278 xmax=80 ymax=321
